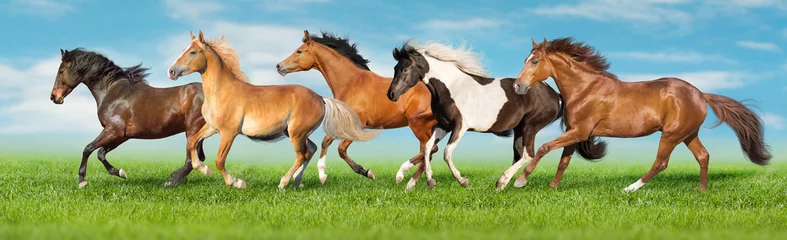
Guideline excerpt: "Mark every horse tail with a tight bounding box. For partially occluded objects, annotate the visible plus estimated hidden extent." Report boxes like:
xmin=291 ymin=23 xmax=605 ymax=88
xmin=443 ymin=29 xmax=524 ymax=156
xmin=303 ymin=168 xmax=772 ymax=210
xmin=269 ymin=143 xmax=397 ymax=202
xmin=554 ymin=94 xmax=608 ymax=161
xmin=321 ymin=98 xmax=381 ymax=142
xmin=703 ymin=94 xmax=771 ymax=165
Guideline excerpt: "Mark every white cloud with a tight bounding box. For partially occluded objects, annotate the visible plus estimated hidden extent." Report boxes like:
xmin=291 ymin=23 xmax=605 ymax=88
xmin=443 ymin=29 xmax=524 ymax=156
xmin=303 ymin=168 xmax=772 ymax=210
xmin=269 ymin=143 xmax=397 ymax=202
xmin=419 ymin=18 xmax=505 ymax=31
xmin=531 ymin=0 xmax=692 ymax=26
xmin=6 ymin=0 xmax=74 ymax=19
xmin=0 ymin=57 xmax=101 ymax=134
xmin=608 ymin=51 xmax=736 ymax=64
xmin=619 ymin=71 xmax=745 ymax=92
xmin=761 ymin=112 xmax=785 ymax=130
xmin=736 ymin=41 xmax=781 ymax=52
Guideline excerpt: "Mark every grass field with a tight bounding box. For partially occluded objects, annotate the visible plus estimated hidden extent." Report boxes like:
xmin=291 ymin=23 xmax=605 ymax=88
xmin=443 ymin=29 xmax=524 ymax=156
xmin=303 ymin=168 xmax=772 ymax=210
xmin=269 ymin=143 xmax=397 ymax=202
xmin=1 ymin=156 xmax=785 ymax=239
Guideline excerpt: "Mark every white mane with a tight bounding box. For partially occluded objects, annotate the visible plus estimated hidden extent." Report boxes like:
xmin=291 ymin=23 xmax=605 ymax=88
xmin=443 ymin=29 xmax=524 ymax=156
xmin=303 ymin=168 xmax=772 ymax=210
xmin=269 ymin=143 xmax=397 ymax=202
xmin=406 ymin=39 xmax=489 ymax=77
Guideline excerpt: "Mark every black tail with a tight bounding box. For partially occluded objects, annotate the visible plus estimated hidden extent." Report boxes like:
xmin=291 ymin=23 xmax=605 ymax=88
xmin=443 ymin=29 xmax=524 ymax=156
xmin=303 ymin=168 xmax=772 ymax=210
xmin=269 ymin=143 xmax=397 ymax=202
xmin=554 ymin=94 xmax=608 ymax=161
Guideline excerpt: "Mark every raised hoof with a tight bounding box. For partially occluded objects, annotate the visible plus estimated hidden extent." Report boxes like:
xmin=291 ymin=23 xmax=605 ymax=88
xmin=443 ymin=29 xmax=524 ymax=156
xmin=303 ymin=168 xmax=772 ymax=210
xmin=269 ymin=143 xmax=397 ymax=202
xmin=395 ymin=175 xmax=404 ymax=184
xmin=199 ymin=165 xmax=212 ymax=176
xmin=513 ymin=179 xmax=527 ymax=188
xmin=366 ymin=169 xmax=376 ymax=180
xmin=232 ymin=179 xmax=246 ymax=189
xmin=320 ymin=175 xmax=328 ymax=185
xmin=118 ymin=169 xmax=127 ymax=179
xmin=459 ymin=177 xmax=469 ymax=188
xmin=78 ymin=181 xmax=88 ymax=189
xmin=426 ymin=179 xmax=436 ymax=190
xmin=405 ymin=179 xmax=417 ymax=192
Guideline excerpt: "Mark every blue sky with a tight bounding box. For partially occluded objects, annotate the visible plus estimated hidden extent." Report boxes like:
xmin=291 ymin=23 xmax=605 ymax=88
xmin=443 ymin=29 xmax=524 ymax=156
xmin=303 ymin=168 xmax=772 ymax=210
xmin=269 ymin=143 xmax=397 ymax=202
xmin=0 ymin=0 xmax=785 ymax=164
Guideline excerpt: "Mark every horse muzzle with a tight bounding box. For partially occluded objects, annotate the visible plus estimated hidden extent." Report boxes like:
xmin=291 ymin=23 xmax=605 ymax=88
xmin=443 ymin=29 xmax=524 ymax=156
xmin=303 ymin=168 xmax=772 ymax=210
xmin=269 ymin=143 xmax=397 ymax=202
xmin=513 ymin=82 xmax=529 ymax=95
xmin=387 ymin=89 xmax=400 ymax=102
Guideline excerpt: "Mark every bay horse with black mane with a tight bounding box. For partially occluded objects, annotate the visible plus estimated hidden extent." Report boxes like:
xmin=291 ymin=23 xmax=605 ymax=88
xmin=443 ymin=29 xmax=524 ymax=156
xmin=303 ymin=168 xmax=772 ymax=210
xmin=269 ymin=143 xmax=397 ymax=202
xmin=168 ymin=31 xmax=379 ymax=189
xmin=510 ymin=38 xmax=772 ymax=192
xmin=276 ymin=30 xmax=437 ymax=184
xmin=50 ymin=48 xmax=206 ymax=188
xmin=388 ymin=40 xmax=607 ymax=190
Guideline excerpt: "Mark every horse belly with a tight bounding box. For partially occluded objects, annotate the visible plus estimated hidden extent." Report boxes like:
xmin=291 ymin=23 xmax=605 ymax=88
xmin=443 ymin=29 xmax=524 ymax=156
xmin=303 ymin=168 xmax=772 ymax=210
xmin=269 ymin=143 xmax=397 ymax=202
xmin=240 ymin=115 xmax=288 ymax=138
xmin=453 ymin=87 xmax=507 ymax=131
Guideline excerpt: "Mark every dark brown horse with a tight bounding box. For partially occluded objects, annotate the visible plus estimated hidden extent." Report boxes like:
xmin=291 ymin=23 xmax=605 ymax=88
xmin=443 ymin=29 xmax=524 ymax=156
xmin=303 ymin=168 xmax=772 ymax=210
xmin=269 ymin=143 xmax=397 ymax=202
xmin=508 ymin=38 xmax=771 ymax=192
xmin=50 ymin=48 xmax=206 ymax=188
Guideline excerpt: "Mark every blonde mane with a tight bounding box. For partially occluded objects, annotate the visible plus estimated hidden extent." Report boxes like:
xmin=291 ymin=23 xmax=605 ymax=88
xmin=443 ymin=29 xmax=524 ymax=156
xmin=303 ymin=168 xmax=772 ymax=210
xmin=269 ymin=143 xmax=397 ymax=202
xmin=205 ymin=38 xmax=249 ymax=82
xmin=406 ymin=39 xmax=489 ymax=77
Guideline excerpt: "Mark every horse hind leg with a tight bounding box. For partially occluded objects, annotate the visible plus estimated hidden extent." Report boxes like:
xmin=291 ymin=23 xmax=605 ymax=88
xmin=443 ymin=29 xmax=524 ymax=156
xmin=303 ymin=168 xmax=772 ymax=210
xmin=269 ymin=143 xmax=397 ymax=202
xmin=292 ymin=138 xmax=317 ymax=189
xmin=96 ymin=139 xmax=128 ymax=179
xmin=280 ymin=136 xmax=309 ymax=190
xmin=338 ymin=140 xmax=375 ymax=179
xmin=684 ymin=134 xmax=710 ymax=192
xmin=78 ymin=128 xmax=122 ymax=189
xmin=317 ymin=135 xmax=334 ymax=184
xmin=623 ymin=133 xmax=682 ymax=192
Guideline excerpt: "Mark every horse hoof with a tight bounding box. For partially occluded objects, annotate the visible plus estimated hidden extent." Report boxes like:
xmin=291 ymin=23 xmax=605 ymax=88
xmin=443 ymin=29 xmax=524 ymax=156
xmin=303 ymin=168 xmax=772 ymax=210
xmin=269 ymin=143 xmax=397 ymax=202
xmin=459 ymin=177 xmax=469 ymax=188
xmin=426 ymin=179 xmax=436 ymax=190
xmin=395 ymin=175 xmax=404 ymax=184
xmin=199 ymin=165 xmax=212 ymax=176
xmin=495 ymin=181 xmax=506 ymax=191
xmin=232 ymin=179 xmax=246 ymax=189
xmin=366 ymin=169 xmax=375 ymax=180
xmin=696 ymin=186 xmax=707 ymax=193
xmin=514 ymin=179 xmax=527 ymax=188
xmin=320 ymin=175 xmax=328 ymax=185
xmin=164 ymin=181 xmax=173 ymax=187
xmin=405 ymin=179 xmax=417 ymax=192
xmin=548 ymin=183 xmax=558 ymax=189
xmin=78 ymin=181 xmax=88 ymax=189
xmin=118 ymin=169 xmax=127 ymax=179
xmin=277 ymin=187 xmax=286 ymax=192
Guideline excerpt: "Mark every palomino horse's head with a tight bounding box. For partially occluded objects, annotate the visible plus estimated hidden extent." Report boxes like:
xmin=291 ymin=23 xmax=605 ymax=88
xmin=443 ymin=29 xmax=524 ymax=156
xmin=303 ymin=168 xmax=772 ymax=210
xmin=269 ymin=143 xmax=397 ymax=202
xmin=514 ymin=38 xmax=553 ymax=95
xmin=168 ymin=30 xmax=209 ymax=80
xmin=276 ymin=30 xmax=319 ymax=76
xmin=50 ymin=49 xmax=79 ymax=104
xmin=387 ymin=44 xmax=429 ymax=102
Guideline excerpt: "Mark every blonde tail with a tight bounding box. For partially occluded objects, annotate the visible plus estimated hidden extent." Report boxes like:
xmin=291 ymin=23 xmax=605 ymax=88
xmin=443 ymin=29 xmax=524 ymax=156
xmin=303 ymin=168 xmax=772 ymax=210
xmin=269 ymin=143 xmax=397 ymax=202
xmin=322 ymin=98 xmax=381 ymax=141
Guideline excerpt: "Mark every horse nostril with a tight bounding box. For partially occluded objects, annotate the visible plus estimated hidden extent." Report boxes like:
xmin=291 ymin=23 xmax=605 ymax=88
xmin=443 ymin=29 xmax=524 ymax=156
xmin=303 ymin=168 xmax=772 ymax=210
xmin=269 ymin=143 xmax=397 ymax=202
xmin=514 ymin=84 xmax=521 ymax=91
xmin=50 ymin=94 xmax=55 ymax=101
xmin=169 ymin=70 xmax=175 ymax=76
xmin=276 ymin=64 xmax=280 ymax=69
xmin=387 ymin=90 xmax=394 ymax=99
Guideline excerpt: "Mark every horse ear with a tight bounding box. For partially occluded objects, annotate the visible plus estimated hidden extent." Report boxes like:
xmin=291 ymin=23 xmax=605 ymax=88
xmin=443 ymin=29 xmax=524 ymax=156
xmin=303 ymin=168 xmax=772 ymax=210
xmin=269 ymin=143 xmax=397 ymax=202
xmin=392 ymin=48 xmax=400 ymax=60
xmin=190 ymin=31 xmax=196 ymax=41
xmin=197 ymin=30 xmax=206 ymax=44
xmin=60 ymin=49 xmax=65 ymax=57
xmin=541 ymin=38 xmax=548 ymax=47
xmin=532 ymin=38 xmax=538 ymax=49
xmin=61 ymin=49 xmax=70 ymax=61
xmin=303 ymin=30 xmax=312 ymax=44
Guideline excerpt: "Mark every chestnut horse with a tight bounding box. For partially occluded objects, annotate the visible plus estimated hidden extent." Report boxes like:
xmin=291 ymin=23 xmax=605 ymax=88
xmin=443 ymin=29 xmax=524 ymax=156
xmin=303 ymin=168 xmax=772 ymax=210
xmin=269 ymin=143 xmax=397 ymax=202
xmin=276 ymin=31 xmax=437 ymax=184
xmin=507 ymin=38 xmax=771 ymax=192
xmin=168 ymin=31 xmax=379 ymax=189
xmin=50 ymin=48 xmax=206 ymax=188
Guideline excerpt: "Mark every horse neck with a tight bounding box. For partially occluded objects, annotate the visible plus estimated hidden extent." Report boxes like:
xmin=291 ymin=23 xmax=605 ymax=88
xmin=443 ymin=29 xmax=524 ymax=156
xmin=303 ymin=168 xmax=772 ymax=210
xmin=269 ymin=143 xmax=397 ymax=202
xmin=549 ymin=55 xmax=617 ymax=101
xmin=82 ymin=78 xmax=130 ymax=107
xmin=423 ymin=56 xmax=467 ymax=89
xmin=200 ymin=47 xmax=236 ymax=97
xmin=312 ymin=45 xmax=365 ymax=97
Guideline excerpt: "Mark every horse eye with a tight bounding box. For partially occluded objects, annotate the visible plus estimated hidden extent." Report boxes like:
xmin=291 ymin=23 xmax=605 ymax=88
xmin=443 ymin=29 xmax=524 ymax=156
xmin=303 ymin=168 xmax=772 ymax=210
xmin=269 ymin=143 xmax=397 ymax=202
xmin=532 ymin=59 xmax=539 ymax=64
xmin=296 ymin=50 xmax=303 ymax=54
xmin=58 ymin=70 xmax=64 ymax=74
xmin=190 ymin=51 xmax=197 ymax=55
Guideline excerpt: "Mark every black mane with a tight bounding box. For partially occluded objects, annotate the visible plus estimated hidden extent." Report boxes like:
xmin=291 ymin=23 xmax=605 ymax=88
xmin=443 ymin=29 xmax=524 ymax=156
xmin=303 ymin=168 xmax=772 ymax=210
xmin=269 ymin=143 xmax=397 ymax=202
xmin=307 ymin=31 xmax=370 ymax=70
xmin=65 ymin=48 xmax=149 ymax=89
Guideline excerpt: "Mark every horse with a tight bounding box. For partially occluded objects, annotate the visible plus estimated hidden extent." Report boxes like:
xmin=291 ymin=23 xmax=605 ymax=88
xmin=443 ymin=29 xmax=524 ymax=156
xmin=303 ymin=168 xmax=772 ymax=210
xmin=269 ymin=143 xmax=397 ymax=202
xmin=50 ymin=48 xmax=207 ymax=188
xmin=510 ymin=38 xmax=772 ymax=192
xmin=388 ymin=40 xmax=607 ymax=190
xmin=276 ymin=30 xmax=437 ymax=184
xmin=167 ymin=30 xmax=380 ymax=189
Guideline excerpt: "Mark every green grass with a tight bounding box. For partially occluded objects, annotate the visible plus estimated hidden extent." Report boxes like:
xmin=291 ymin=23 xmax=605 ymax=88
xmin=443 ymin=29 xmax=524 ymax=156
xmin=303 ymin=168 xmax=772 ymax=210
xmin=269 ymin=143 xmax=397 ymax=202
xmin=1 ymin=156 xmax=785 ymax=240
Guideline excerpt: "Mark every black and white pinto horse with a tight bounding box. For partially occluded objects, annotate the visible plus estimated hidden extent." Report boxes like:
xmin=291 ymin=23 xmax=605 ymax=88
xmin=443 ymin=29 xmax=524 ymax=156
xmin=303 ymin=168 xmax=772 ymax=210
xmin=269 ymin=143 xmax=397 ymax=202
xmin=387 ymin=41 xmax=607 ymax=190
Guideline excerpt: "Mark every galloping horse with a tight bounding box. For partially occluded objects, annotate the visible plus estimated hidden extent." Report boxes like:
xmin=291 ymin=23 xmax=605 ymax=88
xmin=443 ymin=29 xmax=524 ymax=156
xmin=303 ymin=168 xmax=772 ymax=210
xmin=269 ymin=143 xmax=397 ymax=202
xmin=388 ymin=41 xmax=606 ymax=190
xmin=168 ymin=31 xmax=379 ymax=189
xmin=508 ymin=38 xmax=771 ymax=192
xmin=50 ymin=48 xmax=206 ymax=188
xmin=276 ymin=31 xmax=437 ymax=184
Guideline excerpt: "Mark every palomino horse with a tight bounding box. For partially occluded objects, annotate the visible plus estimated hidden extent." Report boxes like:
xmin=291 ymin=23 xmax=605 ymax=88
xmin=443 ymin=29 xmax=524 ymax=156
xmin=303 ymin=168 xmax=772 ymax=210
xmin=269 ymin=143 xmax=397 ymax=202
xmin=388 ymin=41 xmax=607 ymax=190
xmin=276 ymin=31 xmax=437 ymax=184
xmin=50 ymin=48 xmax=206 ymax=188
xmin=508 ymin=38 xmax=771 ymax=192
xmin=168 ymin=31 xmax=379 ymax=189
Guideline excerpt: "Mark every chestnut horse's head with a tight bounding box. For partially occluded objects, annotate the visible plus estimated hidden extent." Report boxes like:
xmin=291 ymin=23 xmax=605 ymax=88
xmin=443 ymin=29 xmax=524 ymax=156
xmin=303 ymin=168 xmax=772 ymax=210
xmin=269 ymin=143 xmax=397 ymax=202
xmin=514 ymin=38 xmax=552 ymax=95
xmin=50 ymin=49 xmax=78 ymax=104
xmin=276 ymin=30 xmax=319 ymax=76
xmin=168 ymin=30 xmax=208 ymax=80
xmin=388 ymin=43 xmax=429 ymax=102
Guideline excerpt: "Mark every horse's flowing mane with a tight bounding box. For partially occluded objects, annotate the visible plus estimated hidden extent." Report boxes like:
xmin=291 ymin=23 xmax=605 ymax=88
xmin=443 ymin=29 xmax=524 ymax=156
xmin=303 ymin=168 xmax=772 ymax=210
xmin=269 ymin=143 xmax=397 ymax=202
xmin=205 ymin=38 xmax=249 ymax=82
xmin=543 ymin=37 xmax=617 ymax=79
xmin=405 ymin=39 xmax=489 ymax=77
xmin=308 ymin=31 xmax=370 ymax=70
xmin=65 ymin=48 xmax=149 ymax=89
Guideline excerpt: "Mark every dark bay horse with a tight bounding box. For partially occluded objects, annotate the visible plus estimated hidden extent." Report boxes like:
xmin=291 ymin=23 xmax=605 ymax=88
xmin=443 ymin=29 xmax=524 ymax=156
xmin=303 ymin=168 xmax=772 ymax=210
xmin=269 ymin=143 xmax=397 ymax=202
xmin=511 ymin=38 xmax=771 ymax=192
xmin=388 ymin=41 xmax=606 ymax=190
xmin=168 ymin=31 xmax=379 ymax=189
xmin=276 ymin=31 xmax=437 ymax=184
xmin=50 ymin=48 xmax=206 ymax=188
